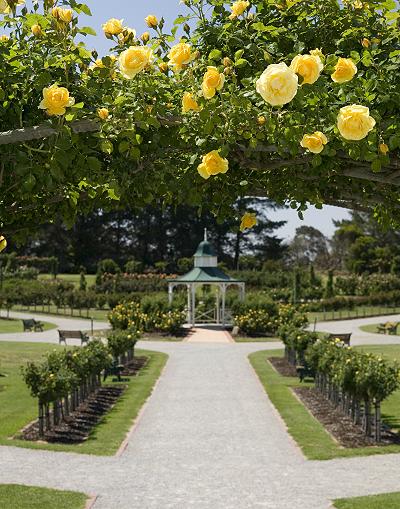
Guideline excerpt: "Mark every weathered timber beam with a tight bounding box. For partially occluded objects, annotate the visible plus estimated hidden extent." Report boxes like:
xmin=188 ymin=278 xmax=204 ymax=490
xmin=0 ymin=119 xmax=100 ymax=145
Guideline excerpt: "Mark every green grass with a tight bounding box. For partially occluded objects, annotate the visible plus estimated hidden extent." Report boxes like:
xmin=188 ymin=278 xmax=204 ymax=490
xmin=0 ymin=341 xmax=167 ymax=455
xmin=334 ymin=492 xmax=400 ymax=509
xmin=11 ymin=305 xmax=109 ymax=322
xmin=0 ymin=484 xmax=87 ymax=509
xmin=0 ymin=318 xmax=56 ymax=334
xmin=308 ymin=306 xmax=400 ymax=323
xmin=38 ymin=273 xmax=97 ymax=288
xmin=234 ymin=336 xmax=281 ymax=343
xmin=249 ymin=347 xmax=400 ymax=460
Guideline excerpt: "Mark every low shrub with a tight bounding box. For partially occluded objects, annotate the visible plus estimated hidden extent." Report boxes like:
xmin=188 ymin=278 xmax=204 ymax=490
xmin=234 ymin=309 xmax=279 ymax=336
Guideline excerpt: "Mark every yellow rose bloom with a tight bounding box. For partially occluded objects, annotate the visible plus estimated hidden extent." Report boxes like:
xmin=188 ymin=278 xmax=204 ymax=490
xmin=52 ymin=7 xmax=73 ymax=23
xmin=182 ymin=92 xmax=201 ymax=113
xmin=102 ymin=18 xmax=124 ymax=36
xmin=0 ymin=34 xmax=9 ymax=41
xmin=257 ymin=116 xmax=266 ymax=126
xmin=0 ymin=235 xmax=7 ymax=253
xmin=331 ymin=57 xmax=357 ymax=83
xmin=290 ymin=54 xmax=323 ymax=85
xmin=141 ymin=31 xmax=150 ymax=43
xmin=229 ymin=0 xmax=250 ymax=19
xmin=256 ymin=62 xmax=298 ymax=106
xmin=118 ymin=27 xmax=136 ymax=44
xmin=0 ymin=0 xmax=24 ymax=14
xmin=31 ymin=24 xmax=43 ymax=37
xmin=310 ymin=48 xmax=324 ymax=60
xmin=159 ymin=62 xmax=168 ymax=73
xmin=361 ymin=38 xmax=370 ymax=48
xmin=197 ymin=150 xmax=229 ymax=179
xmin=168 ymin=42 xmax=195 ymax=72
xmin=300 ymin=131 xmax=328 ymax=154
xmin=39 ymin=84 xmax=75 ymax=116
xmin=145 ymin=15 xmax=158 ymax=28
xmin=119 ymin=46 xmax=153 ymax=79
xmin=337 ymin=105 xmax=376 ymax=141
xmin=240 ymin=212 xmax=257 ymax=232
xmin=98 ymin=108 xmax=110 ymax=120
xmin=379 ymin=143 xmax=389 ymax=155
xmin=202 ymin=66 xmax=225 ymax=99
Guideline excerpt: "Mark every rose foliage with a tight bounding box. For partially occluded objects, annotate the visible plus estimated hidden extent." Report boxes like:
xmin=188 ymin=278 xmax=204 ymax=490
xmin=1 ymin=0 xmax=400 ymax=239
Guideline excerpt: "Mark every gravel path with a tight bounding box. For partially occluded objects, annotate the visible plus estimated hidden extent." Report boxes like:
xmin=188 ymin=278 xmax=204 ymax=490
xmin=0 ymin=310 xmax=109 ymax=345
xmin=0 ymin=316 xmax=400 ymax=507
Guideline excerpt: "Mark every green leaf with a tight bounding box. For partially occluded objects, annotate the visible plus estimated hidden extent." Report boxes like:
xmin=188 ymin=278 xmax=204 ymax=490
xmin=79 ymin=26 xmax=97 ymax=36
xmin=208 ymin=49 xmax=222 ymax=61
xmin=87 ymin=157 xmax=102 ymax=171
xmin=100 ymin=140 xmax=114 ymax=154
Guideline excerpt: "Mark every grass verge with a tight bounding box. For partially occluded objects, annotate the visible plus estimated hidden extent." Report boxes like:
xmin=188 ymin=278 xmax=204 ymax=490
xmin=333 ymin=492 xmax=400 ymax=509
xmin=308 ymin=306 xmax=400 ymax=323
xmin=234 ymin=336 xmax=281 ymax=343
xmin=0 ymin=484 xmax=87 ymax=509
xmin=0 ymin=341 xmax=167 ymax=455
xmin=249 ymin=347 xmax=400 ymax=460
xmin=0 ymin=318 xmax=56 ymax=334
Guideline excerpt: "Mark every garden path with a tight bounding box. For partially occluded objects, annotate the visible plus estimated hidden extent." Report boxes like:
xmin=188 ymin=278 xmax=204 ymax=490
xmin=313 ymin=313 xmax=400 ymax=346
xmin=0 ymin=310 xmax=109 ymax=345
xmin=1 ymin=316 xmax=400 ymax=507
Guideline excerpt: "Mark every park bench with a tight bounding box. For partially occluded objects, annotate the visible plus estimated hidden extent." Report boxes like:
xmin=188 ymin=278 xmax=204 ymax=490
xmin=327 ymin=333 xmax=352 ymax=345
xmin=377 ymin=322 xmax=399 ymax=335
xmin=22 ymin=318 xmax=44 ymax=332
xmin=58 ymin=330 xmax=89 ymax=345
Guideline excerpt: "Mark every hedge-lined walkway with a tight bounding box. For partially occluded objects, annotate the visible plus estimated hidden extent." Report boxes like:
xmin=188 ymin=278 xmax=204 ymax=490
xmin=1 ymin=336 xmax=400 ymax=508
xmin=0 ymin=310 xmax=109 ymax=344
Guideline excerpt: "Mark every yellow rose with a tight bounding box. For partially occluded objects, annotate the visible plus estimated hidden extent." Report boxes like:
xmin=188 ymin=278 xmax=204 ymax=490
xmin=98 ymin=108 xmax=110 ymax=120
xmin=361 ymin=38 xmax=370 ymax=48
xmin=0 ymin=34 xmax=9 ymax=41
xmin=118 ymin=28 xmax=136 ymax=44
xmin=256 ymin=62 xmax=298 ymax=106
xmin=119 ymin=46 xmax=153 ymax=79
xmin=202 ymin=66 xmax=225 ymax=99
xmin=257 ymin=116 xmax=266 ymax=126
xmin=331 ymin=57 xmax=357 ymax=83
xmin=337 ymin=105 xmax=376 ymax=141
xmin=39 ymin=84 xmax=75 ymax=116
xmin=290 ymin=54 xmax=323 ymax=85
xmin=240 ymin=212 xmax=257 ymax=232
xmin=310 ymin=48 xmax=324 ymax=60
xmin=141 ymin=31 xmax=150 ymax=43
xmin=145 ymin=15 xmax=158 ymax=28
xmin=300 ymin=131 xmax=328 ymax=154
xmin=229 ymin=0 xmax=250 ymax=19
xmin=31 ymin=24 xmax=43 ymax=37
xmin=168 ymin=42 xmax=195 ymax=72
xmin=379 ymin=143 xmax=389 ymax=155
xmin=102 ymin=18 xmax=124 ymax=36
xmin=0 ymin=235 xmax=6 ymax=253
xmin=182 ymin=92 xmax=201 ymax=113
xmin=0 ymin=0 xmax=24 ymax=14
xmin=159 ymin=62 xmax=168 ymax=73
xmin=197 ymin=150 xmax=229 ymax=179
xmin=52 ymin=7 xmax=73 ymax=23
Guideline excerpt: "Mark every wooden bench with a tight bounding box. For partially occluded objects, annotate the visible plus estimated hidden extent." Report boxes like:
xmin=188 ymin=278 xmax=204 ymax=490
xmin=327 ymin=333 xmax=352 ymax=345
xmin=377 ymin=322 xmax=399 ymax=335
xmin=22 ymin=318 xmax=44 ymax=332
xmin=58 ymin=330 xmax=89 ymax=345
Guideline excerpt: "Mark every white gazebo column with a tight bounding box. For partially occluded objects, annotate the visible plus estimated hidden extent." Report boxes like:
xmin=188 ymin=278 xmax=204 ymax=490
xmin=191 ymin=284 xmax=196 ymax=326
xmin=221 ymin=283 xmax=226 ymax=327
xmin=168 ymin=283 xmax=174 ymax=305
xmin=186 ymin=284 xmax=191 ymax=324
xmin=239 ymin=283 xmax=245 ymax=302
xmin=216 ymin=286 xmax=220 ymax=324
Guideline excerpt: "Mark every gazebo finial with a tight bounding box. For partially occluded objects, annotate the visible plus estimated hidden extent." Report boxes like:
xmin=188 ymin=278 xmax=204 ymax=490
xmin=204 ymin=228 xmax=208 ymax=242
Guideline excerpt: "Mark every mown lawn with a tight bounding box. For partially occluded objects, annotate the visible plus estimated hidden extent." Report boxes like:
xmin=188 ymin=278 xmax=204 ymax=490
xmin=333 ymin=492 xmax=400 ymax=509
xmin=0 ymin=484 xmax=87 ymax=509
xmin=308 ymin=306 xmax=400 ymax=323
xmin=249 ymin=345 xmax=400 ymax=460
xmin=0 ymin=341 xmax=167 ymax=455
xmin=360 ymin=323 xmax=400 ymax=336
xmin=234 ymin=336 xmax=281 ymax=343
xmin=0 ymin=318 xmax=56 ymax=334
xmin=38 ymin=273 xmax=97 ymax=288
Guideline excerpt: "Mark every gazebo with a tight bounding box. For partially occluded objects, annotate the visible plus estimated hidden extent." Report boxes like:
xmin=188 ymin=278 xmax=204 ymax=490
xmin=168 ymin=230 xmax=245 ymax=326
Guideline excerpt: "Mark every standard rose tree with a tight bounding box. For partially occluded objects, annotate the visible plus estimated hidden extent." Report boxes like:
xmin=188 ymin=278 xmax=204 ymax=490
xmin=0 ymin=0 xmax=399 ymax=241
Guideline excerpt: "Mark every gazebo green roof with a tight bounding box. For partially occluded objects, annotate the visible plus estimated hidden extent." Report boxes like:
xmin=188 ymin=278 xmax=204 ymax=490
xmin=172 ymin=266 xmax=243 ymax=283
xmin=194 ymin=240 xmax=216 ymax=257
